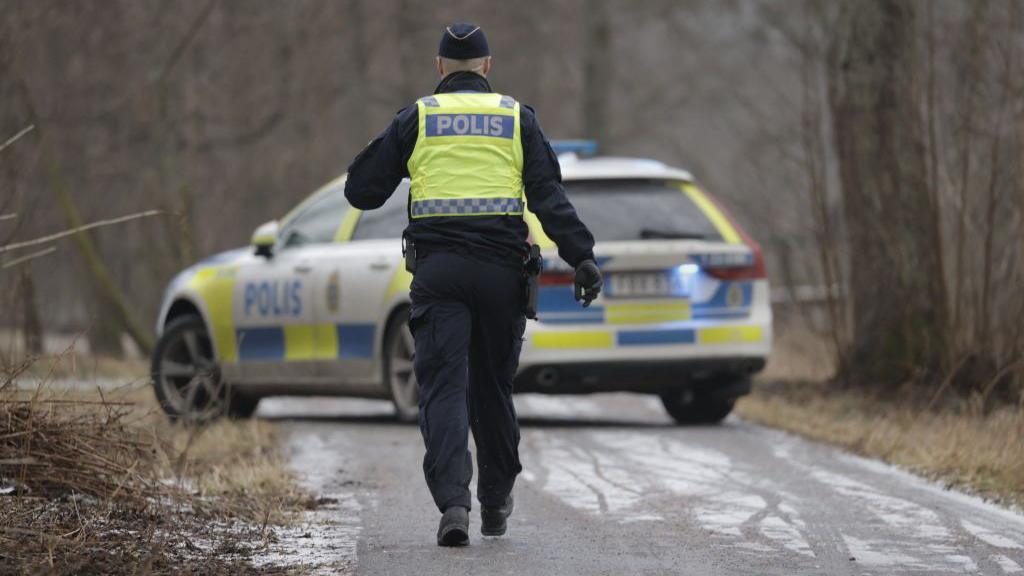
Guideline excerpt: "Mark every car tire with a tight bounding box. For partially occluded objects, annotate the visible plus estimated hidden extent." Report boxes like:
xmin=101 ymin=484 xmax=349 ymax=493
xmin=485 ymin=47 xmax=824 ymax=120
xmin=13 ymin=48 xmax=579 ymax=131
xmin=151 ymin=314 xmax=259 ymax=423
xmin=660 ymin=381 xmax=742 ymax=425
xmin=383 ymin=307 xmax=419 ymax=423
xmin=227 ymin=393 xmax=261 ymax=419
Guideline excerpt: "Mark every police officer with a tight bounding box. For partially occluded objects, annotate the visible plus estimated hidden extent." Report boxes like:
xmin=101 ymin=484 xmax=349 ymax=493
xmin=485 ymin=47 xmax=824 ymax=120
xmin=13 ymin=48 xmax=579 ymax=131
xmin=344 ymin=22 xmax=602 ymax=547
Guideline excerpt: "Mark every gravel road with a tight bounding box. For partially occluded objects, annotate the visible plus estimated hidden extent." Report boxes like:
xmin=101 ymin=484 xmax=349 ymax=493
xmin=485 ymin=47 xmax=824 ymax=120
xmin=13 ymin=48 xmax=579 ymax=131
xmin=258 ymin=394 xmax=1024 ymax=575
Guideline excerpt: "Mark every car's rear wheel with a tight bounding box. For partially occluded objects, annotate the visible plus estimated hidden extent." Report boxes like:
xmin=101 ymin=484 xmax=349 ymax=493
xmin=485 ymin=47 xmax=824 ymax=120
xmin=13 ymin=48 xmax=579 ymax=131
xmin=384 ymin=307 xmax=419 ymax=422
xmin=151 ymin=314 xmax=259 ymax=423
xmin=660 ymin=380 xmax=743 ymax=425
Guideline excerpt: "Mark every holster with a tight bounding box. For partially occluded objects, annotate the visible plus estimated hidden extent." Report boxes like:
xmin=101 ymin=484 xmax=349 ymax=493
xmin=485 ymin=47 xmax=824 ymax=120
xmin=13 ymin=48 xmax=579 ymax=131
xmin=523 ymin=244 xmax=542 ymax=319
xmin=402 ymin=232 xmax=416 ymax=273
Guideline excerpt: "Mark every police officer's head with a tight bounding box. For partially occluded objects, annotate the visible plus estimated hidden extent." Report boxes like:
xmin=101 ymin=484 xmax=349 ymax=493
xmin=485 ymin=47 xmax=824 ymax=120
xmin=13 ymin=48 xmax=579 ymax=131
xmin=436 ymin=22 xmax=491 ymax=78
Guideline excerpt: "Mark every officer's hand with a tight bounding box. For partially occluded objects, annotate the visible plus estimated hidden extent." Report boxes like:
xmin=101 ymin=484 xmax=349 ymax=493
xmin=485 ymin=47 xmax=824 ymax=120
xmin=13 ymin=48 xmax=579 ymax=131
xmin=574 ymin=259 xmax=603 ymax=308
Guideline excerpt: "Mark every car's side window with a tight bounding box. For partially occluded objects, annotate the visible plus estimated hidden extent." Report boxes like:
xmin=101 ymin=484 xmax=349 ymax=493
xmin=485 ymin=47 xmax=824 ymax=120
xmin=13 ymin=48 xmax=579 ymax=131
xmin=279 ymin=185 xmax=348 ymax=248
xmin=351 ymin=180 xmax=410 ymax=241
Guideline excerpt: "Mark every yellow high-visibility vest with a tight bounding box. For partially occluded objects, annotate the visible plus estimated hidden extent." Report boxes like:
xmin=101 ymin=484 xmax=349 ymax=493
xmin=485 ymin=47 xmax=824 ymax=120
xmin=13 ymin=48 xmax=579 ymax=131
xmin=407 ymin=92 xmax=525 ymax=218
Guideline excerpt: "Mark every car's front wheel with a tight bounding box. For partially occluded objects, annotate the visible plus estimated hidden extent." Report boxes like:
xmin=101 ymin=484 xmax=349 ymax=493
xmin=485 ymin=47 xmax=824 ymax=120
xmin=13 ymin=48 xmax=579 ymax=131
xmin=151 ymin=314 xmax=259 ymax=423
xmin=384 ymin=307 xmax=419 ymax=422
xmin=660 ymin=381 xmax=743 ymax=425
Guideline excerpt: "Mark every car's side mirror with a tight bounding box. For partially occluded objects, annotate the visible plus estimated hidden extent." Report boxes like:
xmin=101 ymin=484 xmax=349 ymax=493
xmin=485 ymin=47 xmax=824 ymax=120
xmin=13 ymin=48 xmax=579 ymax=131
xmin=251 ymin=220 xmax=279 ymax=258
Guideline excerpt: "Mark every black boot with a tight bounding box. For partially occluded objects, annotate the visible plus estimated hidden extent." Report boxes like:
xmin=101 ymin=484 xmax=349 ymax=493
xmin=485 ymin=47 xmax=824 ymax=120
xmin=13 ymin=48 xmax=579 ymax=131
xmin=480 ymin=494 xmax=514 ymax=536
xmin=437 ymin=506 xmax=470 ymax=547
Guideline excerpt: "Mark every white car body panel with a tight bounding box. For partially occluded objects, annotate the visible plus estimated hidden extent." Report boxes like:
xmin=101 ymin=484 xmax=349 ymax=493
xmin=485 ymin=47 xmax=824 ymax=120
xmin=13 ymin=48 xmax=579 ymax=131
xmin=155 ymin=157 xmax=772 ymax=399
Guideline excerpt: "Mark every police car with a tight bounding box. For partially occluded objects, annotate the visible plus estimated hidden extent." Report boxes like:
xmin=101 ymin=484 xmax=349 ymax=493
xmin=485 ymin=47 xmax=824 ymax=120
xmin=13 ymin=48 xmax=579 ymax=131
xmin=151 ymin=145 xmax=771 ymax=424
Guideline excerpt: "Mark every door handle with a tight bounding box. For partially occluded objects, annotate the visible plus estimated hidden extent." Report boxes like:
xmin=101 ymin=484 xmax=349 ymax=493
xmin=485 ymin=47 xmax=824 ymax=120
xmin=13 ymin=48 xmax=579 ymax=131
xmin=369 ymin=262 xmax=391 ymax=271
xmin=293 ymin=265 xmax=313 ymax=274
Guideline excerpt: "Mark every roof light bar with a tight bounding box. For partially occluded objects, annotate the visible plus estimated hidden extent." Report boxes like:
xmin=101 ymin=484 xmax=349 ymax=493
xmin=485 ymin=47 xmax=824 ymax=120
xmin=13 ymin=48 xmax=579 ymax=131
xmin=550 ymin=140 xmax=598 ymax=156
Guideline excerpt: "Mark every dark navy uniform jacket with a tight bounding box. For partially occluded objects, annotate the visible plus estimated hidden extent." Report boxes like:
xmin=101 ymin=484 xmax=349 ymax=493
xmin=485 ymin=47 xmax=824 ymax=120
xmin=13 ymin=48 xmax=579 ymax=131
xmin=344 ymin=71 xmax=595 ymax=268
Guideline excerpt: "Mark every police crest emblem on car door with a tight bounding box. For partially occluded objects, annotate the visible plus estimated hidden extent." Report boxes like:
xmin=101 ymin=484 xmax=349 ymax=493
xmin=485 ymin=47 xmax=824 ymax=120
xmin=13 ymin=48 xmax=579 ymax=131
xmin=326 ymin=270 xmax=341 ymax=314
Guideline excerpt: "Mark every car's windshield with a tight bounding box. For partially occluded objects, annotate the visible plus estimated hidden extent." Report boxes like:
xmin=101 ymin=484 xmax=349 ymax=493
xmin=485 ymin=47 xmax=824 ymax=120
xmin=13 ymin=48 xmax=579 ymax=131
xmin=564 ymin=179 xmax=722 ymax=242
xmin=279 ymin=181 xmax=348 ymax=247
xmin=352 ymin=180 xmax=409 ymax=241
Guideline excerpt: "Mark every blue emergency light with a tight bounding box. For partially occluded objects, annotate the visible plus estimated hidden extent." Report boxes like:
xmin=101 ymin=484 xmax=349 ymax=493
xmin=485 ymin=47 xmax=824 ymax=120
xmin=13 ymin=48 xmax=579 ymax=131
xmin=550 ymin=140 xmax=598 ymax=156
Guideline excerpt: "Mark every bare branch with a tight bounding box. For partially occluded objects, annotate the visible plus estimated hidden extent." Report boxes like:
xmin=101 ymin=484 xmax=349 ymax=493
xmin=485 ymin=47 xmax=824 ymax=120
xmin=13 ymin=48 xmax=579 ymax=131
xmin=0 ymin=125 xmax=34 ymax=154
xmin=1 ymin=246 xmax=56 ymax=270
xmin=0 ymin=210 xmax=161 ymax=254
xmin=155 ymin=0 xmax=219 ymax=86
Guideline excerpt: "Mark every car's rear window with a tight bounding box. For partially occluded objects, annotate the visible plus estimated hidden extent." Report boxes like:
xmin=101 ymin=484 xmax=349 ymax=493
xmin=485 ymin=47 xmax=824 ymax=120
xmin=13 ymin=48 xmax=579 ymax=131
xmin=563 ymin=179 xmax=722 ymax=242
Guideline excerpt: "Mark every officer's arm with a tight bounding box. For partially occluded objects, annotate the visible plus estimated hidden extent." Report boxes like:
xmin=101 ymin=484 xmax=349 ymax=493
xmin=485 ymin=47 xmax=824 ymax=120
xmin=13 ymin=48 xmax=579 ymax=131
xmin=520 ymin=106 xmax=596 ymax=267
xmin=344 ymin=106 xmax=417 ymax=210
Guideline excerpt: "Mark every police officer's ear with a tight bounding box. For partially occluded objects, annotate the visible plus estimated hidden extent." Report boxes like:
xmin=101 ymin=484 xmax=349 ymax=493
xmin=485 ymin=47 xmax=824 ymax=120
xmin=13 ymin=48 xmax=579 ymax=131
xmin=435 ymin=57 xmax=444 ymax=77
xmin=481 ymin=57 xmax=492 ymax=76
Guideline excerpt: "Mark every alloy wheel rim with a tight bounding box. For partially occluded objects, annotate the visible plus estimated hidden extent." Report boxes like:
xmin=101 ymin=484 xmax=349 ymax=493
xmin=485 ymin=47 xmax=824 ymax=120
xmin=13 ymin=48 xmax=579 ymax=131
xmin=158 ymin=328 xmax=224 ymax=421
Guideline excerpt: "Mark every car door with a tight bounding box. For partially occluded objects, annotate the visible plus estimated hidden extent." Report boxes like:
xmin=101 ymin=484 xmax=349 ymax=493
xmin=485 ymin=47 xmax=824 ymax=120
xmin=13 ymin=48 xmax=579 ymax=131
xmin=232 ymin=184 xmax=348 ymax=384
xmin=315 ymin=181 xmax=410 ymax=387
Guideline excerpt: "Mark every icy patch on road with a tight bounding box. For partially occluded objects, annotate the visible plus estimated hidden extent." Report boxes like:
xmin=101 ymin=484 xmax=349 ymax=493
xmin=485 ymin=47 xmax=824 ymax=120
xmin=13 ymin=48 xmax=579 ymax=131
xmin=996 ymin=555 xmax=1024 ymax=574
xmin=618 ymin=514 xmax=664 ymax=523
xmin=962 ymin=519 xmax=1024 ymax=550
xmin=693 ymin=491 xmax=765 ymax=538
xmin=516 ymin=394 xmax=608 ymax=420
xmin=760 ymin=515 xmax=815 ymax=557
xmin=841 ymin=451 xmax=1024 ymax=526
xmin=809 ymin=469 xmax=951 ymax=541
xmin=254 ymin=493 xmax=361 ymax=575
xmin=843 ymin=535 xmax=924 ymax=569
xmin=532 ymin=433 xmax=646 ymax=516
xmin=515 ymin=393 xmax=673 ymax=424
xmin=809 ymin=466 xmax=1024 ymax=573
xmin=766 ymin=427 xmax=1024 ymax=574
xmin=526 ymin=428 xmax=815 ymax=560
xmin=600 ymin=432 xmax=815 ymax=558
xmin=802 ymin=463 xmax=965 ymax=571
xmin=271 ymin=428 xmax=363 ymax=574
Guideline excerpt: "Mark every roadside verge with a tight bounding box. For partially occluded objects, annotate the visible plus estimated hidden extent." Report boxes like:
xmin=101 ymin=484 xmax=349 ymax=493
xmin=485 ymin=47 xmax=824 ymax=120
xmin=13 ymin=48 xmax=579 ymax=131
xmin=737 ymin=380 xmax=1024 ymax=509
xmin=1 ymin=359 xmax=313 ymax=574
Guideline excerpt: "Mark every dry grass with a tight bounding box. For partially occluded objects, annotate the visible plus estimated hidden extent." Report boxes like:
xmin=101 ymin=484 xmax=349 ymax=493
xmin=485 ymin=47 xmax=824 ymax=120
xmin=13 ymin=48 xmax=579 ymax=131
xmin=19 ymin=354 xmax=148 ymax=382
xmin=159 ymin=416 xmax=306 ymax=526
xmin=737 ymin=382 xmax=1024 ymax=506
xmin=0 ymin=357 xmax=309 ymax=575
xmin=740 ymin=322 xmax=1024 ymax=508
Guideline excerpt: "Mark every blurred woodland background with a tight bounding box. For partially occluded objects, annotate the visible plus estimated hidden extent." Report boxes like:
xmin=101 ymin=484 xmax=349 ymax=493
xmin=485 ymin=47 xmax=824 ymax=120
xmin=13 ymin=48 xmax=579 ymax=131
xmin=1 ymin=0 xmax=1023 ymax=403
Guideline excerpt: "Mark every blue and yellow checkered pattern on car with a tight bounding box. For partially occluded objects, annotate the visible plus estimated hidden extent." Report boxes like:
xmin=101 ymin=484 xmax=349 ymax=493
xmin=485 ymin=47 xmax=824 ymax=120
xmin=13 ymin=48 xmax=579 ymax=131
xmin=532 ymin=278 xmax=758 ymax=349
xmin=532 ymin=325 xmax=763 ymax=349
xmin=536 ymin=281 xmax=752 ymax=325
xmin=235 ymin=323 xmax=376 ymax=361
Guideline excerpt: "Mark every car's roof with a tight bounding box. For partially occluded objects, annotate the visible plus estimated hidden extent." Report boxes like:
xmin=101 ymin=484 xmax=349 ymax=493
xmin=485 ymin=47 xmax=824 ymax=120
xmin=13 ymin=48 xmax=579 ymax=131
xmin=558 ymin=155 xmax=694 ymax=183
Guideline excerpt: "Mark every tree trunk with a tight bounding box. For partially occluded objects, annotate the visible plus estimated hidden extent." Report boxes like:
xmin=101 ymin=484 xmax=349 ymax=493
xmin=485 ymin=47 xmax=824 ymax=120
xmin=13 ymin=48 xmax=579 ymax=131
xmin=16 ymin=268 xmax=43 ymax=355
xmin=347 ymin=0 xmax=369 ymax=144
xmin=87 ymin=284 xmax=125 ymax=358
xmin=583 ymin=0 xmax=611 ymax=147
xmin=828 ymin=0 xmax=946 ymax=386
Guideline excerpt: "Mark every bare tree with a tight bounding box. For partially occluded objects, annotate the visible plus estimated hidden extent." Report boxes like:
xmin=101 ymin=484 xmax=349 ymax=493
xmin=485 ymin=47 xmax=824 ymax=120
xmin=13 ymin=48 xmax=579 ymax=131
xmin=828 ymin=0 xmax=947 ymax=386
xmin=10 ymin=71 xmax=157 ymax=355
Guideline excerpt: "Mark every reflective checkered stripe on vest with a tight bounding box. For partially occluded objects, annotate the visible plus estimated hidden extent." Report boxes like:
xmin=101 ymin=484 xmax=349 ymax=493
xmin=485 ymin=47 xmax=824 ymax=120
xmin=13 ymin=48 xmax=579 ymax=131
xmin=407 ymin=93 xmax=525 ymax=219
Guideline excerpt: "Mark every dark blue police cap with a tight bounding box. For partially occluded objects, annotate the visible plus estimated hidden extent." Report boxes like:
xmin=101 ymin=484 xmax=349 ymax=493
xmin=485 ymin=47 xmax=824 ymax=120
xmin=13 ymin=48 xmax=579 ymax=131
xmin=438 ymin=23 xmax=489 ymax=60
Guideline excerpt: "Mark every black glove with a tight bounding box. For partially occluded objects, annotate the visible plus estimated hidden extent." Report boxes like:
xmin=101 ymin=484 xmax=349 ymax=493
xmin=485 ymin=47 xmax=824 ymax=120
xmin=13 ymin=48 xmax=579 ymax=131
xmin=574 ymin=259 xmax=603 ymax=308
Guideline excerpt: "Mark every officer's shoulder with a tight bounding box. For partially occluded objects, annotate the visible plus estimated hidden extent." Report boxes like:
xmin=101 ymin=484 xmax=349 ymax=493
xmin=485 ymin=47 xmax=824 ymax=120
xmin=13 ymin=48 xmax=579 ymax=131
xmin=516 ymin=102 xmax=538 ymax=121
xmin=517 ymin=103 xmax=540 ymax=133
xmin=395 ymin=103 xmax=418 ymax=121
